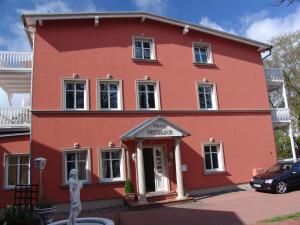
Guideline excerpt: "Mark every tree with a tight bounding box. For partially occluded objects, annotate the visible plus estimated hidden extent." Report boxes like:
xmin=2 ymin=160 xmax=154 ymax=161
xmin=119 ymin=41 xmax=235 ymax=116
xmin=271 ymin=0 xmax=298 ymax=6
xmin=265 ymin=31 xmax=300 ymax=155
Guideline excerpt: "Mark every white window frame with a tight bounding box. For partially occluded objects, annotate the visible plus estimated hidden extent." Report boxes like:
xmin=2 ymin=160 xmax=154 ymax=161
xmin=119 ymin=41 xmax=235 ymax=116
xmin=132 ymin=36 xmax=156 ymax=60
xmin=98 ymin=148 xmax=125 ymax=183
xmin=4 ymin=154 xmax=30 ymax=189
xmin=62 ymin=78 xmax=89 ymax=111
xmin=202 ymin=142 xmax=225 ymax=174
xmin=192 ymin=42 xmax=213 ymax=64
xmin=97 ymin=79 xmax=123 ymax=110
xmin=62 ymin=148 xmax=91 ymax=185
xmin=196 ymin=82 xmax=218 ymax=110
xmin=136 ymin=80 xmax=161 ymax=110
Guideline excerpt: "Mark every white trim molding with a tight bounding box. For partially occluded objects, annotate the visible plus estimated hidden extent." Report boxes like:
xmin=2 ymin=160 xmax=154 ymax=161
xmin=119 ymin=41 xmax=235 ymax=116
xmin=62 ymin=78 xmax=89 ymax=111
xmin=98 ymin=147 xmax=125 ymax=183
xmin=201 ymin=141 xmax=225 ymax=174
xmin=132 ymin=36 xmax=157 ymax=61
xmin=192 ymin=42 xmax=214 ymax=65
xmin=195 ymin=82 xmax=219 ymax=110
xmin=62 ymin=148 xmax=91 ymax=185
xmin=96 ymin=79 xmax=123 ymax=111
xmin=136 ymin=80 xmax=161 ymax=110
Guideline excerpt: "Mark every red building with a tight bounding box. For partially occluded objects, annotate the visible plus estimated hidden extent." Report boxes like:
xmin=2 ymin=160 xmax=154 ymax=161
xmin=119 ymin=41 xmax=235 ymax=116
xmin=0 ymin=12 xmax=296 ymax=209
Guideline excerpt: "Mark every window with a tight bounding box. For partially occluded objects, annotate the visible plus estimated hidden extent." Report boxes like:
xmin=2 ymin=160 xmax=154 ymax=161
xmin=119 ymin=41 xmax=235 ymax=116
xmin=137 ymin=81 xmax=160 ymax=110
xmin=99 ymin=148 xmax=125 ymax=182
xmin=63 ymin=150 xmax=90 ymax=184
xmin=193 ymin=43 xmax=213 ymax=64
xmin=203 ymin=143 xmax=225 ymax=173
xmin=133 ymin=38 xmax=156 ymax=60
xmin=98 ymin=80 xmax=122 ymax=110
xmin=63 ymin=80 xmax=88 ymax=110
xmin=5 ymin=155 xmax=30 ymax=188
xmin=197 ymin=83 xmax=218 ymax=110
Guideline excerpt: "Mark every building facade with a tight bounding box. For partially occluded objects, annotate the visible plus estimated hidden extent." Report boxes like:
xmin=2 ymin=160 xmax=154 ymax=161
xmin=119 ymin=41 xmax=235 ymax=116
xmin=0 ymin=12 xmax=297 ymax=208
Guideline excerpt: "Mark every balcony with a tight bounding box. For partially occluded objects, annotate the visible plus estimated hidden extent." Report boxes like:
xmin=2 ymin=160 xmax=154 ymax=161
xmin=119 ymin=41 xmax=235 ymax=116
xmin=271 ymin=108 xmax=290 ymax=128
xmin=265 ymin=68 xmax=284 ymax=91
xmin=0 ymin=107 xmax=31 ymax=129
xmin=0 ymin=51 xmax=32 ymax=71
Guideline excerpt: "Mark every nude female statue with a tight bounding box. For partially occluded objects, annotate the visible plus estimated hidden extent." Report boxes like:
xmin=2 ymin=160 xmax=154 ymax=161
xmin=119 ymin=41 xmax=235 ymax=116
xmin=67 ymin=169 xmax=83 ymax=225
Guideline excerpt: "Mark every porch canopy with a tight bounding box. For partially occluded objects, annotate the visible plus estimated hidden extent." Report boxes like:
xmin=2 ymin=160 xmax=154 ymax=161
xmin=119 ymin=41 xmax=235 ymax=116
xmin=120 ymin=116 xmax=190 ymax=141
xmin=121 ymin=116 xmax=191 ymax=203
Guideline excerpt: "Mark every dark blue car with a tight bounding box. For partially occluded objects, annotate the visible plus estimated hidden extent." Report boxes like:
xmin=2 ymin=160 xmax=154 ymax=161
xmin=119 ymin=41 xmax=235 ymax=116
xmin=250 ymin=162 xmax=300 ymax=193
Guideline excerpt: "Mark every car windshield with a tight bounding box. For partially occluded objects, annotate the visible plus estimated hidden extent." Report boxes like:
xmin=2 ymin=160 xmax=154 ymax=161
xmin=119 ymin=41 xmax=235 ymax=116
xmin=267 ymin=163 xmax=292 ymax=172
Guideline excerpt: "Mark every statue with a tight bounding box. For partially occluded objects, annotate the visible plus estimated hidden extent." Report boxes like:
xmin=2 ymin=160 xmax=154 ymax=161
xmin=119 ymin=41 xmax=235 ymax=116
xmin=67 ymin=169 xmax=83 ymax=225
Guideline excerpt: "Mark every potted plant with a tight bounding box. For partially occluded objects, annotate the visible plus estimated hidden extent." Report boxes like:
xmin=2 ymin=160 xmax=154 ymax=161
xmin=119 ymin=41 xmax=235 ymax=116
xmin=4 ymin=205 xmax=39 ymax=225
xmin=124 ymin=180 xmax=135 ymax=202
xmin=34 ymin=197 xmax=56 ymax=225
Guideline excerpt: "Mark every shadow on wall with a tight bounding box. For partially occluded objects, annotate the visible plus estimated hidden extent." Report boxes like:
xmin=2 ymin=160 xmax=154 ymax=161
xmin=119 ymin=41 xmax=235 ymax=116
xmin=37 ymin=18 xmax=261 ymax=65
xmin=31 ymin=139 xmax=124 ymax=205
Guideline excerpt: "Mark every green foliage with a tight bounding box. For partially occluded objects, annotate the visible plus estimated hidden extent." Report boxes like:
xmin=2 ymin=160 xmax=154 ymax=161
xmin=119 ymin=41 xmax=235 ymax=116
xmin=274 ymin=130 xmax=292 ymax=159
xmin=4 ymin=205 xmax=37 ymax=224
xmin=36 ymin=197 xmax=55 ymax=209
xmin=263 ymin=211 xmax=300 ymax=223
xmin=124 ymin=180 xmax=134 ymax=193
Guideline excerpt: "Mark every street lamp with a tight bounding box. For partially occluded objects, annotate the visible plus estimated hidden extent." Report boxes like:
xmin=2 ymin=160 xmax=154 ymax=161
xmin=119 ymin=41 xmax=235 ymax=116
xmin=34 ymin=157 xmax=47 ymax=200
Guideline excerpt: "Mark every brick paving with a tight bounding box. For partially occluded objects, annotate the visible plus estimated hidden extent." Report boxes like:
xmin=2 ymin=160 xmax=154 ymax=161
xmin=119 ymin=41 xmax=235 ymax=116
xmin=55 ymin=189 xmax=300 ymax=225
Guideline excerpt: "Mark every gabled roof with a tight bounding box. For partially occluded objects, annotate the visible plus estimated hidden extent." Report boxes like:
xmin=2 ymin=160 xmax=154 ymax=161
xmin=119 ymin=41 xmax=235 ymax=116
xmin=120 ymin=116 xmax=191 ymax=141
xmin=22 ymin=11 xmax=272 ymax=51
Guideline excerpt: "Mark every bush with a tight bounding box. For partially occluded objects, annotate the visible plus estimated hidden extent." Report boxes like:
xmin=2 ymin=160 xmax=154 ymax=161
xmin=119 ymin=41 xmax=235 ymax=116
xmin=4 ymin=205 xmax=38 ymax=225
xmin=36 ymin=197 xmax=55 ymax=209
xmin=124 ymin=180 xmax=134 ymax=193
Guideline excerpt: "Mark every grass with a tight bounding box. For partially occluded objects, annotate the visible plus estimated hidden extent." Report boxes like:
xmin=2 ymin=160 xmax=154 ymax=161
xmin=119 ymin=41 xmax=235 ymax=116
xmin=263 ymin=212 xmax=300 ymax=223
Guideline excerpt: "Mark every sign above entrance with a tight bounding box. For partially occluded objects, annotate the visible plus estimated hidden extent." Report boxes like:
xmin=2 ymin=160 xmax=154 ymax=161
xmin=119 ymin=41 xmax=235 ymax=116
xmin=121 ymin=116 xmax=191 ymax=140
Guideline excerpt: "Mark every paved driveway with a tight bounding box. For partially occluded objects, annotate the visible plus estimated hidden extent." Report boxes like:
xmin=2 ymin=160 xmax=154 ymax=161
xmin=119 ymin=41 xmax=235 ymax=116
xmin=59 ymin=189 xmax=300 ymax=225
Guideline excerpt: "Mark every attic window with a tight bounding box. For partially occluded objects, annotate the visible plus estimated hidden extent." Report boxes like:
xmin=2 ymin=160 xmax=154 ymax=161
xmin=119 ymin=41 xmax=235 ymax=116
xmin=193 ymin=42 xmax=213 ymax=64
xmin=133 ymin=37 xmax=156 ymax=61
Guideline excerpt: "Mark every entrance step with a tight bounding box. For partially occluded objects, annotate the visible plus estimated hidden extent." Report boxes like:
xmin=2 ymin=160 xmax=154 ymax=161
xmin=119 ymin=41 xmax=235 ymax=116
xmin=126 ymin=193 xmax=195 ymax=210
xmin=146 ymin=191 xmax=178 ymax=202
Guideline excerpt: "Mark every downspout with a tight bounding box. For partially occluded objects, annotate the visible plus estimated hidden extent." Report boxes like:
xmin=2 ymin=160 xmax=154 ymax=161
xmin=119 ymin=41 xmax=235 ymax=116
xmin=262 ymin=47 xmax=272 ymax=61
xmin=24 ymin=26 xmax=35 ymax=185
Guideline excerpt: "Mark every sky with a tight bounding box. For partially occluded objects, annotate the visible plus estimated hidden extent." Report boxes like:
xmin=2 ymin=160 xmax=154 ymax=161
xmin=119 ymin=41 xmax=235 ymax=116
xmin=0 ymin=0 xmax=300 ymax=106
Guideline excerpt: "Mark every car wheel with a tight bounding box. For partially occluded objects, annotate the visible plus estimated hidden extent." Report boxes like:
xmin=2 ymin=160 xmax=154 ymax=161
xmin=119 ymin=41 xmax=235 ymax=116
xmin=275 ymin=181 xmax=288 ymax=194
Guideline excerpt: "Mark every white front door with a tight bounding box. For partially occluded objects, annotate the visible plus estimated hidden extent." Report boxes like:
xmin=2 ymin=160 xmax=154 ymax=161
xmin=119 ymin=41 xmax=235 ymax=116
xmin=153 ymin=146 xmax=168 ymax=192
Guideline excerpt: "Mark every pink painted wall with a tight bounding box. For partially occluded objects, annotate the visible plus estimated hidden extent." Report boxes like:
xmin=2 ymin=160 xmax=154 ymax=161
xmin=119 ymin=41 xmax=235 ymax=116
xmin=28 ymin=17 xmax=276 ymax=204
xmin=0 ymin=135 xmax=30 ymax=208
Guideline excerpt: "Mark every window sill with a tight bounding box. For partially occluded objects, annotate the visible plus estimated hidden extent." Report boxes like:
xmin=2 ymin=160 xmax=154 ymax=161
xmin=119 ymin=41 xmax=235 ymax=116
xmin=204 ymin=170 xmax=228 ymax=176
xmin=3 ymin=187 xmax=15 ymax=191
xmin=193 ymin=62 xmax=215 ymax=67
xmin=132 ymin=58 xmax=158 ymax=63
xmin=97 ymin=180 xmax=125 ymax=186
xmin=60 ymin=182 xmax=93 ymax=188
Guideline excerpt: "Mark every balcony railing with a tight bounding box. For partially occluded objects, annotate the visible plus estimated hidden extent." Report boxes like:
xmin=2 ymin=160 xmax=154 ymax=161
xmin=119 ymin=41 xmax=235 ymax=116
xmin=0 ymin=51 xmax=32 ymax=70
xmin=265 ymin=68 xmax=284 ymax=82
xmin=271 ymin=108 xmax=290 ymax=122
xmin=0 ymin=107 xmax=31 ymax=128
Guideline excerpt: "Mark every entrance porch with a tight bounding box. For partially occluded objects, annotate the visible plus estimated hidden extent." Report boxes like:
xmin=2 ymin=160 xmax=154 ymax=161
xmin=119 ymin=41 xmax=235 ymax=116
xmin=121 ymin=116 xmax=191 ymax=203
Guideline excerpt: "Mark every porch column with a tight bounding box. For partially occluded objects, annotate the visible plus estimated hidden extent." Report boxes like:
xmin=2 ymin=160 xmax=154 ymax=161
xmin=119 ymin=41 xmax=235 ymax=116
xmin=174 ymin=138 xmax=185 ymax=199
xmin=288 ymin=123 xmax=297 ymax=162
xmin=136 ymin=139 xmax=147 ymax=203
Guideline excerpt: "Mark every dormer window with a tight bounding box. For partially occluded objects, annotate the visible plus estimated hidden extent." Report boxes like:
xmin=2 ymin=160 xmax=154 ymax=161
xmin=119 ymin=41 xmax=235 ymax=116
xmin=193 ymin=42 xmax=213 ymax=64
xmin=133 ymin=37 xmax=156 ymax=60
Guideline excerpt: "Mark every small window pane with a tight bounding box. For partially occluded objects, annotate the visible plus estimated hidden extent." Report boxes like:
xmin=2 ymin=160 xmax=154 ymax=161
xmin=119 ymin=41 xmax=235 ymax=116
xmin=100 ymin=83 xmax=108 ymax=91
xmin=111 ymin=151 xmax=120 ymax=159
xmin=198 ymin=86 xmax=204 ymax=93
xmin=135 ymin=41 xmax=142 ymax=48
xmin=212 ymin=153 xmax=219 ymax=169
xmin=109 ymin=84 xmax=118 ymax=91
xmin=8 ymin=165 xmax=18 ymax=185
xmin=20 ymin=156 xmax=29 ymax=164
xmin=67 ymin=153 xmax=76 ymax=161
xmin=102 ymin=160 xmax=111 ymax=179
xmin=148 ymin=92 xmax=155 ymax=108
xmin=101 ymin=92 xmax=109 ymax=108
xmin=112 ymin=160 xmax=121 ymax=178
xmin=147 ymin=85 xmax=154 ymax=92
xmin=206 ymin=95 xmax=212 ymax=108
xmin=205 ymin=155 xmax=212 ymax=170
xmin=76 ymin=83 xmax=85 ymax=91
xmin=135 ymin=47 xmax=143 ymax=59
xmin=19 ymin=165 xmax=29 ymax=184
xmin=110 ymin=92 xmax=118 ymax=108
xmin=66 ymin=83 xmax=74 ymax=90
xmin=76 ymin=92 xmax=84 ymax=109
xmin=8 ymin=156 xmax=18 ymax=164
xmin=139 ymin=92 xmax=147 ymax=108
xmin=143 ymin=41 xmax=150 ymax=48
xmin=77 ymin=162 xmax=87 ymax=180
xmin=101 ymin=152 xmax=110 ymax=160
xmin=205 ymin=86 xmax=212 ymax=93
xmin=138 ymin=84 xmax=146 ymax=91
xmin=66 ymin=92 xmax=74 ymax=109
xmin=204 ymin=146 xmax=210 ymax=153
xmin=67 ymin=161 xmax=75 ymax=179
xmin=144 ymin=49 xmax=151 ymax=59
xmin=77 ymin=152 xmax=87 ymax=161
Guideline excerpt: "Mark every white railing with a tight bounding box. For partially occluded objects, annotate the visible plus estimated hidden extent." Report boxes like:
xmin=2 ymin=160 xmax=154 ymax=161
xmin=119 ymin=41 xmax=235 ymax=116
xmin=0 ymin=51 xmax=32 ymax=70
xmin=271 ymin=108 xmax=290 ymax=122
xmin=0 ymin=107 xmax=31 ymax=127
xmin=264 ymin=68 xmax=284 ymax=82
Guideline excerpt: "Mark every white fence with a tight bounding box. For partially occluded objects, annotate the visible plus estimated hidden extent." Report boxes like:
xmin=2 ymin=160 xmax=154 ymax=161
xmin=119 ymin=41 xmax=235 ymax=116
xmin=0 ymin=51 xmax=32 ymax=70
xmin=271 ymin=108 xmax=290 ymax=122
xmin=0 ymin=107 xmax=31 ymax=127
xmin=264 ymin=68 xmax=284 ymax=82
